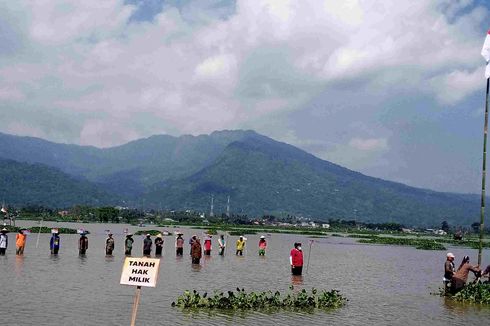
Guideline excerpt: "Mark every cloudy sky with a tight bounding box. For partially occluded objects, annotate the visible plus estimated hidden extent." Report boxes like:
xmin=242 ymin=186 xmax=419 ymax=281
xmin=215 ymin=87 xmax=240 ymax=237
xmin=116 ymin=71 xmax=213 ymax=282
xmin=1 ymin=0 xmax=489 ymax=194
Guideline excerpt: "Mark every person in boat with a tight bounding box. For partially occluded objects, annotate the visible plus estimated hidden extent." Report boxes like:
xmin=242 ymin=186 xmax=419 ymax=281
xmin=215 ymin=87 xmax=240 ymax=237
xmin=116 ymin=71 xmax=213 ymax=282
xmin=203 ymin=235 xmax=212 ymax=256
xmin=79 ymin=232 xmax=88 ymax=255
xmin=105 ymin=233 xmax=114 ymax=256
xmin=125 ymin=233 xmax=134 ymax=256
xmin=143 ymin=234 xmax=152 ymax=256
xmin=218 ymin=234 xmax=226 ymax=256
xmin=50 ymin=231 xmax=60 ymax=255
xmin=154 ymin=233 xmax=164 ymax=256
xmin=236 ymin=236 xmax=246 ymax=256
xmin=0 ymin=228 xmax=8 ymax=255
xmin=443 ymin=252 xmax=455 ymax=290
xmin=450 ymin=255 xmax=481 ymax=293
xmin=175 ymin=233 xmax=184 ymax=256
xmin=290 ymin=242 xmax=304 ymax=276
xmin=191 ymin=237 xmax=202 ymax=265
xmin=16 ymin=229 xmax=26 ymax=255
xmin=258 ymin=236 xmax=267 ymax=256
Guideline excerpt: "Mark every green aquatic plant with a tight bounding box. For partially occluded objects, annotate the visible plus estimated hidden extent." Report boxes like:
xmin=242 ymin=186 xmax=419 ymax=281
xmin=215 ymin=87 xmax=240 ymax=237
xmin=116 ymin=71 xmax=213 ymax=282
xmin=171 ymin=287 xmax=346 ymax=310
xmin=134 ymin=230 xmax=171 ymax=236
xmin=437 ymin=283 xmax=490 ymax=304
xmin=228 ymin=230 xmax=257 ymax=236
xmin=28 ymin=226 xmax=78 ymax=234
xmin=358 ymin=237 xmax=446 ymax=250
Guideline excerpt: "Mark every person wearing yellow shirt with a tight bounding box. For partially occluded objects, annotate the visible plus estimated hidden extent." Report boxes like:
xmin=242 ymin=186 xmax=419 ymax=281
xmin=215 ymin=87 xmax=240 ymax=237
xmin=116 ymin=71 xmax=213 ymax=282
xmin=236 ymin=236 xmax=246 ymax=256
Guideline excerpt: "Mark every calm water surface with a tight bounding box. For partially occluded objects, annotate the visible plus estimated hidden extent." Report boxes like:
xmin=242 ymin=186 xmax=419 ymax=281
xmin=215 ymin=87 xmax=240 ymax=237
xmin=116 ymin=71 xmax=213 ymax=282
xmin=1 ymin=221 xmax=489 ymax=325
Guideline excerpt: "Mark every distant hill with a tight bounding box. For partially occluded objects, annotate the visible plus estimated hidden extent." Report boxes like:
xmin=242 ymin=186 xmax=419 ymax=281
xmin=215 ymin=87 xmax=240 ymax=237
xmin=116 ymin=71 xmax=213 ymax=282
xmin=143 ymin=135 xmax=481 ymax=227
xmin=0 ymin=130 xmax=484 ymax=226
xmin=0 ymin=159 xmax=118 ymax=208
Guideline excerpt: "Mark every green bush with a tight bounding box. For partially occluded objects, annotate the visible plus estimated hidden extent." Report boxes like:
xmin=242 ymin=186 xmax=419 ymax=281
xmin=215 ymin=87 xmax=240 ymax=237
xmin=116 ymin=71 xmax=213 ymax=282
xmin=172 ymin=287 xmax=346 ymax=310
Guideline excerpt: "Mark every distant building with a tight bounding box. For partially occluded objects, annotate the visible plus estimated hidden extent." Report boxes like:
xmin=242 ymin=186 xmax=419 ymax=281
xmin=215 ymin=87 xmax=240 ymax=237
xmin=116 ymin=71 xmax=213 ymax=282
xmin=58 ymin=210 xmax=69 ymax=217
xmin=322 ymin=223 xmax=330 ymax=229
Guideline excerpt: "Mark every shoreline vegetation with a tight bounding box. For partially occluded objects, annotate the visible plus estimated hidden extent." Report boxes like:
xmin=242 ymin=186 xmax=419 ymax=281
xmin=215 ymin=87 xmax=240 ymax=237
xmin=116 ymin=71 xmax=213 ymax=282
xmin=172 ymin=287 xmax=347 ymax=310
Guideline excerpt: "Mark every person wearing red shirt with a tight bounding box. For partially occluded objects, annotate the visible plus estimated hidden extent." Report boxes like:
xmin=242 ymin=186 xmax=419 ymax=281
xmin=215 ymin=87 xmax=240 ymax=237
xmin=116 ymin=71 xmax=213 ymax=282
xmin=290 ymin=242 xmax=304 ymax=275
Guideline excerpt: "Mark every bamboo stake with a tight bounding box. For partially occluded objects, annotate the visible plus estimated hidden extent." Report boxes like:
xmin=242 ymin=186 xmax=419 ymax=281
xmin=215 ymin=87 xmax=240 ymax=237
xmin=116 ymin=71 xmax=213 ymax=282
xmin=130 ymin=286 xmax=142 ymax=326
xmin=478 ymin=78 xmax=489 ymax=266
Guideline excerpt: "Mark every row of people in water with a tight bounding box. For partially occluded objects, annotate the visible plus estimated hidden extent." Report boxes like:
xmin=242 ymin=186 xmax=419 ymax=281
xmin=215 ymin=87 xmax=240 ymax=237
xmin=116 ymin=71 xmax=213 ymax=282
xmin=0 ymin=228 xmax=305 ymax=275
xmin=443 ymin=252 xmax=490 ymax=293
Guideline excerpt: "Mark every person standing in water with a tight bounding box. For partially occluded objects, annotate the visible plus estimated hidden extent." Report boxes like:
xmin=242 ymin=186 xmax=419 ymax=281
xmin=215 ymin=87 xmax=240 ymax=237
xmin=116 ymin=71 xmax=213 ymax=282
xmin=50 ymin=231 xmax=60 ymax=255
xmin=79 ymin=232 xmax=89 ymax=255
xmin=290 ymin=242 xmax=304 ymax=276
xmin=16 ymin=229 xmax=26 ymax=255
xmin=0 ymin=228 xmax=8 ymax=255
xmin=236 ymin=236 xmax=246 ymax=256
xmin=450 ymin=255 xmax=480 ymax=293
xmin=189 ymin=235 xmax=196 ymax=255
xmin=191 ymin=237 xmax=202 ymax=265
xmin=175 ymin=233 xmax=184 ymax=256
xmin=218 ymin=234 xmax=226 ymax=256
xmin=105 ymin=233 xmax=114 ymax=256
xmin=258 ymin=236 xmax=267 ymax=256
xmin=154 ymin=234 xmax=164 ymax=256
xmin=203 ymin=235 xmax=212 ymax=256
xmin=125 ymin=233 xmax=134 ymax=256
xmin=143 ymin=234 xmax=152 ymax=256
xmin=443 ymin=252 xmax=455 ymax=290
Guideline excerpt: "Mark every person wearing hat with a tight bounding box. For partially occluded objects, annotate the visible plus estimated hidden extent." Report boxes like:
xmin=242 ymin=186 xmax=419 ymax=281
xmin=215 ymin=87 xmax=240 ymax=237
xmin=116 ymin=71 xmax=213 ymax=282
xmin=175 ymin=232 xmax=184 ymax=256
xmin=78 ymin=232 xmax=89 ymax=255
xmin=450 ymin=255 xmax=481 ymax=294
xmin=143 ymin=234 xmax=152 ymax=256
xmin=0 ymin=228 xmax=8 ymax=255
xmin=236 ymin=236 xmax=246 ymax=256
xmin=105 ymin=233 xmax=114 ymax=256
xmin=203 ymin=234 xmax=212 ymax=256
xmin=218 ymin=234 xmax=226 ymax=256
xmin=443 ymin=252 xmax=455 ymax=291
xmin=290 ymin=242 xmax=304 ymax=275
xmin=154 ymin=233 xmax=164 ymax=256
xmin=125 ymin=233 xmax=134 ymax=256
xmin=258 ymin=236 xmax=267 ymax=256
xmin=50 ymin=231 xmax=60 ymax=255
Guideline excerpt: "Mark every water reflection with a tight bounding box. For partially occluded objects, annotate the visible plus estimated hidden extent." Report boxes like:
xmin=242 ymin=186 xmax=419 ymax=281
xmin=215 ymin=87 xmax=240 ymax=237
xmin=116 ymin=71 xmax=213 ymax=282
xmin=291 ymin=275 xmax=303 ymax=286
xmin=191 ymin=263 xmax=202 ymax=272
xmin=15 ymin=255 xmax=24 ymax=276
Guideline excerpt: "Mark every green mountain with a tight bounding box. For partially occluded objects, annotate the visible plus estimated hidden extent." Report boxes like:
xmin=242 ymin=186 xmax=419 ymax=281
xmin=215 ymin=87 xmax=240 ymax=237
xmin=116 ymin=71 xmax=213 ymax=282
xmin=0 ymin=159 xmax=118 ymax=208
xmin=0 ymin=130 xmax=484 ymax=226
xmin=143 ymin=135 xmax=481 ymax=227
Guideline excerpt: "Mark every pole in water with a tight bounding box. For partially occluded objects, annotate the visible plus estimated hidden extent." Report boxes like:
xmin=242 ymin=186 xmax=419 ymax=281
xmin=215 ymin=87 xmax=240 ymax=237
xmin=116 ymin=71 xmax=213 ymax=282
xmin=478 ymin=77 xmax=489 ymax=266
xmin=130 ymin=286 xmax=142 ymax=326
xmin=36 ymin=219 xmax=43 ymax=248
xmin=306 ymin=240 xmax=313 ymax=274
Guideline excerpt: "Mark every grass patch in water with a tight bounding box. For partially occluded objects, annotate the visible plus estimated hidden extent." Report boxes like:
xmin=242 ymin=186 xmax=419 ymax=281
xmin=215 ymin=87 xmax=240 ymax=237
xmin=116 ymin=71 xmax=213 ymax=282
xmin=358 ymin=237 xmax=446 ymax=250
xmin=172 ymin=287 xmax=346 ymax=310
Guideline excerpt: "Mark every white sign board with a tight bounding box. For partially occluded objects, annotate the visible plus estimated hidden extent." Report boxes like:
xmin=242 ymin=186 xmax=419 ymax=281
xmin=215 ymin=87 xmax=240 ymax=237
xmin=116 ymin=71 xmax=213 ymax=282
xmin=120 ymin=257 xmax=160 ymax=288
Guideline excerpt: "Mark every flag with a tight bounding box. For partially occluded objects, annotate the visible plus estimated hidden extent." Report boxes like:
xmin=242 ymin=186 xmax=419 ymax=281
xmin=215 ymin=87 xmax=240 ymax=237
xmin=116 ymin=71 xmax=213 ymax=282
xmin=482 ymin=29 xmax=490 ymax=79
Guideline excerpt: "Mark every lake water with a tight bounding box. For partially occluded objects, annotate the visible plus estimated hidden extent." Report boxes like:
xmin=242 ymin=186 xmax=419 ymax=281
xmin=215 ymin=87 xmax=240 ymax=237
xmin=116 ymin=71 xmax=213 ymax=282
xmin=1 ymin=221 xmax=489 ymax=325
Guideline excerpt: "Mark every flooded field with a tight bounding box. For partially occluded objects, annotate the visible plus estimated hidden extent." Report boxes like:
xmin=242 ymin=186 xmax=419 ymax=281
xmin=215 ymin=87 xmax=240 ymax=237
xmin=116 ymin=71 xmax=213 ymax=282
xmin=1 ymin=221 xmax=489 ymax=325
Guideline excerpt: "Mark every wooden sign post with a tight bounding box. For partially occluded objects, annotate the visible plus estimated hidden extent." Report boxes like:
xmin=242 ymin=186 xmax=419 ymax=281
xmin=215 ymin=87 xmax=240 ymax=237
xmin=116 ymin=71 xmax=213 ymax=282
xmin=120 ymin=257 xmax=161 ymax=326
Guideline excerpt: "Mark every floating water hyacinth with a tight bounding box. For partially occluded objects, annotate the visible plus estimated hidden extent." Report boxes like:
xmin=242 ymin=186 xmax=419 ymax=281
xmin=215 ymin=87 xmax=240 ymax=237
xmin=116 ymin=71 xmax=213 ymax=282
xmin=451 ymin=283 xmax=490 ymax=304
xmin=171 ymin=286 xmax=346 ymax=310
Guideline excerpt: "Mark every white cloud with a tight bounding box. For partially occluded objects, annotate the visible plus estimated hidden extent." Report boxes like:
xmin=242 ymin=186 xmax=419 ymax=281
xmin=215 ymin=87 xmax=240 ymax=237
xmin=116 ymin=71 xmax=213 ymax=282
xmin=0 ymin=0 xmax=488 ymax=151
xmin=349 ymin=137 xmax=388 ymax=151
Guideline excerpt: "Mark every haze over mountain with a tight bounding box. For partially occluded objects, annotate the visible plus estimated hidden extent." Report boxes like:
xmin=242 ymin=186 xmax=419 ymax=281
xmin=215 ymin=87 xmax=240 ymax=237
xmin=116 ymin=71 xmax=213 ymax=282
xmin=0 ymin=130 xmax=483 ymax=227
